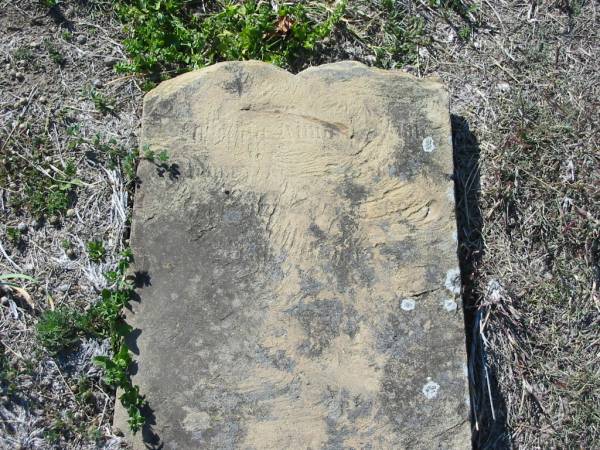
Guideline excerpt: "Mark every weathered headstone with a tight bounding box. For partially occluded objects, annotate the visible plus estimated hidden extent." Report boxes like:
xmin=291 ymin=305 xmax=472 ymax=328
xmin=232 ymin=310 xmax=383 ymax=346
xmin=115 ymin=61 xmax=470 ymax=449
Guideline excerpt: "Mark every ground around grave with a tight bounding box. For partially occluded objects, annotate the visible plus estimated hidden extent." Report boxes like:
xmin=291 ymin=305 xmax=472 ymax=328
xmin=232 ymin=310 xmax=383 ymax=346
xmin=0 ymin=1 xmax=598 ymax=449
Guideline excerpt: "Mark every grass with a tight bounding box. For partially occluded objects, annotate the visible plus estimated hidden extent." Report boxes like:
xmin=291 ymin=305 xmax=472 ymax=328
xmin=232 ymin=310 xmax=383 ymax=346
xmin=5 ymin=227 xmax=22 ymax=246
xmin=88 ymin=88 xmax=117 ymax=115
xmin=36 ymin=308 xmax=83 ymax=353
xmin=115 ymin=0 xmax=348 ymax=79
xmin=112 ymin=0 xmax=475 ymax=81
xmin=36 ymin=249 xmax=147 ymax=433
xmin=1 ymin=133 xmax=80 ymax=218
xmin=45 ymin=40 xmax=67 ymax=66
xmin=86 ymin=240 xmax=107 ymax=263
xmin=476 ymin=86 xmax=600 ymax=445
xmin=450 ymin=2 xmax=599 ymax=446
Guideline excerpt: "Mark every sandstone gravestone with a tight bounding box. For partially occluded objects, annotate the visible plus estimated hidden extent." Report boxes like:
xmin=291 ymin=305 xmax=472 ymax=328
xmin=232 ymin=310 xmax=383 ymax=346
xmin=115 ymin=61 xmax=470 ymax=449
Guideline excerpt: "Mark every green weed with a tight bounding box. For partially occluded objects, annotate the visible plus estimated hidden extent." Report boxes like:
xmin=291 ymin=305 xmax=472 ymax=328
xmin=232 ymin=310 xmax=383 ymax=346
xmin=88 ymin=89 xmax=116 ymax=115
xmin=121 ymin=149 xmax=139 ymax=181
xmin=115 ymin=0 xmax=347 ymax=77
xmin=373 ymin=1 xmax=427 ymax=67
xmin=36 ymin=249 xmax=146 ymax=433
xmin=13 ymin=46 xmax=34 ymax=62
xmin=6 ymin=227 xmax=22 ymax=246
xmin=0 ymin=351 xmax=18 ymax=396
xmin=142 ymin=145 xmax=169 ymax=164
xmin=458 ymin=25 xmax=472 ymax=40
xmin=91 ymin=134 xmax=143 ymax=183
xmin=46 ymin=42 xmax=67 ymax=66
xmin=36 ymin=308 xmax=83 ymax=354
xmin=4 ymin=152 xmax=80 ymax=217
xmin=0 ymin=273 xmax=37 ymax=291
xmin=91 ymin=248 xmax=146 ymax=433
xmin=86 ymin=240 xmax=106 ymax=263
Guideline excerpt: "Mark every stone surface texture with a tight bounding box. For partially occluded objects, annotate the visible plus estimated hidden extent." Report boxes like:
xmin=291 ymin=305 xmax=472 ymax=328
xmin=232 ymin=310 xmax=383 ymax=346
xmin=115 ymin=61 xmax=470 ymax=449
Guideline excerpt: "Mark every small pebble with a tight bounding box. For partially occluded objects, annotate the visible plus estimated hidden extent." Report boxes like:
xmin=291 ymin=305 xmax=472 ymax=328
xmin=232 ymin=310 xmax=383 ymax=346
xmin=17 ymin=222 xmax=28 ymax=232
xmin=66 ymin=208 xmax=76 ymax=218
xmin=48 ymin=215 xmax=60 ymax=225
xmin=29 ymin=41 xmax=40 ymax=49
xmin=18 ymin=122 xmax=27 ymax=131
xmin=76 ymin=35 xmax=87 ymax=44
xmin=92 ymin=79 xmax=104 ymax=89
xmin=364 ymin=54 xmax=376 ymax=65
xmin=57 ymin=284 xmax=69 ymax=293
xmin=0 ymin=296 xmax=9 ymax=305
xmin=104 ymin=56 xmax=119 ymax=67
xmin=496 ymin=82 xmax=511 ymax=93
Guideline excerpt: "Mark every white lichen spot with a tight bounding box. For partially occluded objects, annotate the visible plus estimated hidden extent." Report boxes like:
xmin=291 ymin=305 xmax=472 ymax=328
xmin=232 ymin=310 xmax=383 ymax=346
xmin=422 ymin=380 xmax=440 ymax=399
xmin=443 ymin=298 xmax=458 ymax=312
xmin=401 ymin=298 xmax=416 ymax=311
xmin=486 ymin=279 xmax=504 ymax=303
xmin=422 ymin=136 xmax=436 ymax=153
xmin=444 ymin=268 xmax=461 ymax=294
xmin=182 ymin=407 xmax=211 ymax=434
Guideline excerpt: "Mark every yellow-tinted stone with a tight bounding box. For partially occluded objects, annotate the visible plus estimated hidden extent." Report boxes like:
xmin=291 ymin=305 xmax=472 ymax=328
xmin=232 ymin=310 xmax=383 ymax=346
xmin=115 ymin=61 xmax=470 ymax=449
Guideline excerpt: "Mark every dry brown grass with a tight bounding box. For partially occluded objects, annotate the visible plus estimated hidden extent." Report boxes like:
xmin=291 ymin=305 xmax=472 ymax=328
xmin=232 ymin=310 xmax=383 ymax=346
xmin=1 ymin=0 xmax=598 ymax=448
xmin=432 ymin=1 xmax=599 ymax=447
xmin=1 ymin=1 xmax=140 ymax=448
